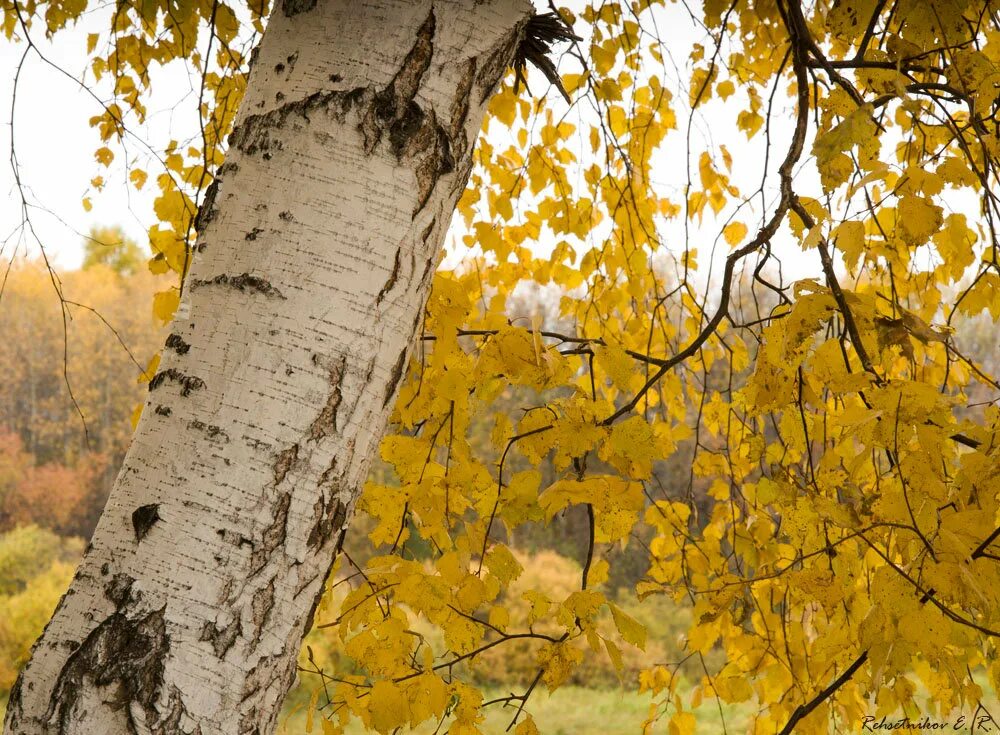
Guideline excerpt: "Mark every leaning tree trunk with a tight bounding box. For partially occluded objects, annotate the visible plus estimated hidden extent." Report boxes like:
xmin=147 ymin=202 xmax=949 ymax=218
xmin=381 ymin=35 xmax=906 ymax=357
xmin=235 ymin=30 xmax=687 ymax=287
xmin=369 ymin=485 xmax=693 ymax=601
xmin=4 ymin=1 xmax=531 ymax=732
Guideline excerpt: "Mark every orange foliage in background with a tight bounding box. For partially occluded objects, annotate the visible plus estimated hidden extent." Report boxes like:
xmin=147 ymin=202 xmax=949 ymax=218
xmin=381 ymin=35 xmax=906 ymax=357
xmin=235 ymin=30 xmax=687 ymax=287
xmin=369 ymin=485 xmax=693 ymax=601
xmin=0 ymin=432 xmax=106 ymax=538
xmin=0 ymin=242 xmax=164 ymax=539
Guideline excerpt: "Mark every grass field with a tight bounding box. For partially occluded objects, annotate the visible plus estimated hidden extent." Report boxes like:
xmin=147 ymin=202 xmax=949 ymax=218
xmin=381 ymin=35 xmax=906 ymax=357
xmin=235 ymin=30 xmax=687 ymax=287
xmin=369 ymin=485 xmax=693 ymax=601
xmin=278 ymin=677 xmax=1000 ymax=735
xmin=0 ymin=678 xmax=995 ymax=734
xmin=277 ymin=685 xmax=751 ymax=735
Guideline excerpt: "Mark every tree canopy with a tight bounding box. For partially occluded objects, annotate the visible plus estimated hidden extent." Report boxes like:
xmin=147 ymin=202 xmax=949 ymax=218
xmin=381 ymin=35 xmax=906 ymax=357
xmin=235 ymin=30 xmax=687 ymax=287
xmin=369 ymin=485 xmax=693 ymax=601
xmin=3 ymin=0 xmax=1000 ymax=733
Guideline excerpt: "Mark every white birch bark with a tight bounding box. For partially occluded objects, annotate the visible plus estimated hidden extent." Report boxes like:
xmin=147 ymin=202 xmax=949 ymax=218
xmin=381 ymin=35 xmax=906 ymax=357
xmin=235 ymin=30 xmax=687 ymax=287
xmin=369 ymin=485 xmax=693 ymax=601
xmin=4 ymin=1 xmax=531 ymax=732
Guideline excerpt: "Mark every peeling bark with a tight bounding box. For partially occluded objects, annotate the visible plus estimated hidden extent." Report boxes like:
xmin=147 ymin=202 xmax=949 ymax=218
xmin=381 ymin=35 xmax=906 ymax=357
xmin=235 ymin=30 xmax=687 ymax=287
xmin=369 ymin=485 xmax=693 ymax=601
xmin=5 ymin=2 xmax=532 ymax=734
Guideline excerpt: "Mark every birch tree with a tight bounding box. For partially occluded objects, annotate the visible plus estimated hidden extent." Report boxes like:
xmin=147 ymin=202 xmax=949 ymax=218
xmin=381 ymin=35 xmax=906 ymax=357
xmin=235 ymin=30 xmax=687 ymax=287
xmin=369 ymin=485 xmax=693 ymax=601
xmin=3 ymin=2 xmax=547 ymax=733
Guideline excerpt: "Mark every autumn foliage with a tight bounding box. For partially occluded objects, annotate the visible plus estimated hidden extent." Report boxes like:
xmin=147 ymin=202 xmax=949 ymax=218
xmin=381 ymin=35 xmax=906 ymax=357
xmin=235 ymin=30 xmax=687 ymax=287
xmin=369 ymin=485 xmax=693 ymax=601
xmin=0 ymin=251 xmax=164 ymax=537
xmin=4 ymin=0 xmax=1000 ymax=734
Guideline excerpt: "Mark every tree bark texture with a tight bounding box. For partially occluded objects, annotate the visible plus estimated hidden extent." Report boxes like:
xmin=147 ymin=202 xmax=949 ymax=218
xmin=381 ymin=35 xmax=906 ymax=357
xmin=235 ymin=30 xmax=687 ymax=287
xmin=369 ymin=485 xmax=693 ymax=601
xmin=4 ymin=1 xmax=531 ymax=732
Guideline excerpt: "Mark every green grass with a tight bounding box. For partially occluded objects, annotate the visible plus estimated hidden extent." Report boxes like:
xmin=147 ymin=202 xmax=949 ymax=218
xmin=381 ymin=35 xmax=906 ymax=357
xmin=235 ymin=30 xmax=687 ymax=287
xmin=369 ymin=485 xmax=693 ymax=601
xmin=277 ymin=674 xmax=1000 ymax=735
xmin=278 ymin=685 xmax=752 ymax=735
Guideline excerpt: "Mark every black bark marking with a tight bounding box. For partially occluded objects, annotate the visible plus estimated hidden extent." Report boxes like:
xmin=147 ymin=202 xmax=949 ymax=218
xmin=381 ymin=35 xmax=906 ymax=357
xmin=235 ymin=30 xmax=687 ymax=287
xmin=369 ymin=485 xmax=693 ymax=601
xmin=189 ymin=273 xmax=286 ymax=299
xmin=449 ymin=58 xmax=477 ymax=141
xmin=318 ymin=458 xmax=337 ymax=487
xmin=281 ymin=0 xmax=316 ymax=17
xmin=148 ymin=369 xmax=206 ymax=397
xmin=6 ymin=669 xmax=24 ymax=729
xmin=132 ymin=504 xmax=161 ymax=542
xmin=352 ymin=9 xmax=459 ymax=217
xmin=307 ymin=461 xmax=347 ymax=549
xmin=189 ymin=419 xmax=230 ymax=443
xmin=249 ymin=579 xmax=276 ymax=647
xmin=376 ymin=248 xmax=402 ymax=305
xmin=250 ymin=492 xmax=291 ymax=575
xmin=307 ymin=497 xmax=346 ymax=551
xmin=420 ymin=217 xmax=437 ymax=246
xmin=383 ymin=348 xmax=408 ymax=408
xmin=104 ymin=573 xmax=135 ymax=606
xmin=154 ymin=405 xmax=172 ymax=417
xmin=273 ymin=444 xmax=299 ymax=486
xmin=46 ymin=586 xmax=175 ymax=735
xmin=228 ymin=11 xmax=476 ymax=226
xmin=195 ymin=178 xmax=220 ymax=232
xmin=199 ymin=617 xmax=242 ymax=659
xmin=363 ymin=10 xmax=436 ymax=156
xmin=308 ymin=355 xmax=346 ymax=442
xmin=450 ymin=153 xmax=478 ymax=201
xmin=245 ymin=227 xmax=264 ymax=241
xmin=409 ymin=108 xmax=454 ymax=216
xmin=165 ymin=333 xmax=190 ymax=355
xmin=229 ymin=91 xmax=341 ymax=157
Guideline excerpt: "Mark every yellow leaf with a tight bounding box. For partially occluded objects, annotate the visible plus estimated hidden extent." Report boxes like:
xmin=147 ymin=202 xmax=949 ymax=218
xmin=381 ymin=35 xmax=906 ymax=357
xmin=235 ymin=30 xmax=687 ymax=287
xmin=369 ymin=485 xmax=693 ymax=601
xmin=369 ymin=680 xmax=409 ymax=734
xmin=130 ymin=402 xmax=143 ymax=430
xmin=148 ymin=253 xmax=170 ymax=275
xmin=689 ymin=66 xmax=715 ymax=107
xmin=723 ymin=221 xmax=748 ymax=246
xmin=484 ymin=544 xmax=523 ymax=585
xmin=489 ymin=88 xmax=517 ymax=127
xmin=594 ymin=342 xmax=633 ymax=391
xmin=604 ymin=637 xmax=624 ymax=672
xmin=609 ymin=602 xmax=646 ymax=649
xmin=95 ymin=146 xmax=114 ymax=166
xmin=153 ymin=289 xmax=179 ymax=324
xmin=406 ymin=674 xmax=449 ymax=726
xmin=214 ymin=4 xmax=238 ymax=43
xmin=668 ymin=711 xmax=696 ymax=735
xmin=833 ymin=220 xmax=865 ymax=271
xmin=737 ymin=109 xmax=763 ymax=138
xmin=139 ymin=353 xmax=161 ymax=384
xmin=897 ymin=195 xmax=943 ymax=247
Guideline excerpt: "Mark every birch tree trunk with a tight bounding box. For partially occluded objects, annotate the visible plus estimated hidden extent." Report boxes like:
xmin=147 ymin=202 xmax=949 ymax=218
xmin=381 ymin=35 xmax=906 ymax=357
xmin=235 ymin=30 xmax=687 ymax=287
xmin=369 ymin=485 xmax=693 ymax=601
xmin=4 ymin=1 xmax=531 ymax=732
